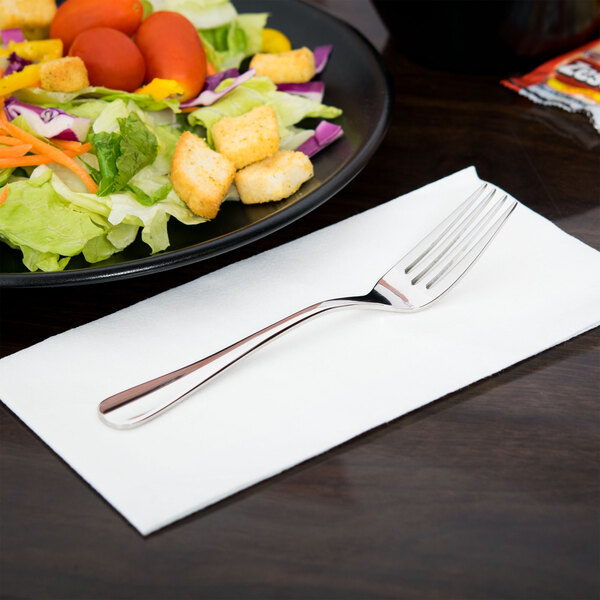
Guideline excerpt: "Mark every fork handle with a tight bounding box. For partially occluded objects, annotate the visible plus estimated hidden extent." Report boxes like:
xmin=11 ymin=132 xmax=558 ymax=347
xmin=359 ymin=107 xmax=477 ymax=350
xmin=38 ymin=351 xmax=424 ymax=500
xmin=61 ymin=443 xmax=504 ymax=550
xmin=98 ymin=297 xmax=361 ymax=428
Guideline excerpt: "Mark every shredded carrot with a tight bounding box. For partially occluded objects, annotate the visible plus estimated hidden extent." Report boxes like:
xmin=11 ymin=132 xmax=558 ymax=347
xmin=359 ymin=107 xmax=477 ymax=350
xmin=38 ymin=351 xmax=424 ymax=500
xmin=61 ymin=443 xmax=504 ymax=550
xmin=0 ymin=150 xmax=81 ymax=168
xmin=0 ymin=99 xmax=7 ymax=125
xmin=51 ymin=139 xmax=92 ymax=154
xmin=51 ymin=139 xmax=83 ymax=151
xmin=0 ymin=135 xmax=24 ymax=146
xmin=0 ymin=185 xmax=8 ymax=206
xmin=0 ymin=135 xmax=91 ymax=155
xmin=0 ymin=143 xmax=32 ymax=157
xmin=0 ymin=155 xmax=56 ymax=167
xmin=0 ymin=99 xmax=97 ymax=193
xmin=180 ymin=106 xmax=197 ymax=113
xmin=2 ymin=121 xmax=98 ymax=192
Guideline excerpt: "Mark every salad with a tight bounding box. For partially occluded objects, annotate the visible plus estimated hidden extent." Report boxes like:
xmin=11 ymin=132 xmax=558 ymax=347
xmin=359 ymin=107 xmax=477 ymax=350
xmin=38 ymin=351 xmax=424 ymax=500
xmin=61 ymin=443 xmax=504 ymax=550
xmin=0 ymin=0 xmax=344 ymax=272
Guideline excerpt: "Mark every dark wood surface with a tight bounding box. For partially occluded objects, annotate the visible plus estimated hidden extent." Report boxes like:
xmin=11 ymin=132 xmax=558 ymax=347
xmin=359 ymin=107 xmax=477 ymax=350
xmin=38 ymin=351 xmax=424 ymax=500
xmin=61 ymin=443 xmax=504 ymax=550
xmin=1 ymin=2 xmax=599 ymax=598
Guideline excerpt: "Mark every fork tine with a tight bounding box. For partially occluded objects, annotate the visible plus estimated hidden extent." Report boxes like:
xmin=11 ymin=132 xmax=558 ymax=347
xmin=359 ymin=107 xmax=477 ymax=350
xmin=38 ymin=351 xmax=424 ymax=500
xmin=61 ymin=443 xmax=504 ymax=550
xmin=425 ymin=195 xmax=517 ymax=290
xmin=409 ymin=187 xmax=498 ymax=284
xmin=403 ymin=183 xmax=489 ymax=275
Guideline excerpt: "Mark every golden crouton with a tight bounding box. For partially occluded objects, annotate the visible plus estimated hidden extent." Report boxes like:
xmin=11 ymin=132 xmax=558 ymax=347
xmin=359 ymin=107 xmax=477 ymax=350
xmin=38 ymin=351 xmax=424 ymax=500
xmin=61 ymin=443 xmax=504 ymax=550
xmin=249 ymin=47 xmax=315 ymax=84
xmin=170 ymin=131 xmax=236 ymax=219
xmin=211 ymin=105 xmax=280 ymax=170
xmin=235 ymin=150 xmax=313 ymax=205
xmin=0 ymin=0 xmax=57 ymax=39
xmin=39 ymin=56 xmax=90 ymax=92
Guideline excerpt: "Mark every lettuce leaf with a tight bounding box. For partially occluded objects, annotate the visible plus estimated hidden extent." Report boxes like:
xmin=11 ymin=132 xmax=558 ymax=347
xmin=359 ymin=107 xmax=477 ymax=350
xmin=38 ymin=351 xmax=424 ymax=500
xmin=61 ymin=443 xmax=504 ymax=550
xmin=82 ymin=222 xmax=139 ymax=263
xmin=92 ymin=112 xmax=159 ymax=196
xmin=91 ymin=131 xmax=120 ymax=192
xmin=0 ymin=168 xmax=14 ymax=186
xmin=33 ymin=163 xmax=205 ymax=260
xmin=236 ymin=13 xmax=268 ymax=56
xmin=14 ymin=86 xmax=181 ymax=113
xmin=20 ymin=246 xmax=70 ymax=272
xmin=0 ymin=170 xmax=106 ymax=271
xmin=152 ymin=0 xmax=239 ymax=28
xmin=106 ymin=189 xmax=207 ymax=254
xmin=187 ymin=76 xmax=343 ymax=144
xmin=199 ymin=12 xmax=268 ymax=70
xmin=88 ymin=101 xmax=175 ymax=205
xmin=139 ymin=0 xmax=154 ymax=18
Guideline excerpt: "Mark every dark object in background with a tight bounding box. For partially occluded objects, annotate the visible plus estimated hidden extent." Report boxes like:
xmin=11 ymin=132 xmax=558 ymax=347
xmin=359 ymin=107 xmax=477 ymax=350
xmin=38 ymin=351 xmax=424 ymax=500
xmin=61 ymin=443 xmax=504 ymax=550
xmin=373 ymin=0 xmax=600 ymax=75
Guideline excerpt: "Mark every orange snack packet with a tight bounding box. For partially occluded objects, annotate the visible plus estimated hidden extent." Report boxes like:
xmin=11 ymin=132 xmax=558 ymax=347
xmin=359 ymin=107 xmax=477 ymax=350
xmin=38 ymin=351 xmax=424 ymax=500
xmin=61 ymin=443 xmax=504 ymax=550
xmin=501 ymin=39 xmax=600 ymax=133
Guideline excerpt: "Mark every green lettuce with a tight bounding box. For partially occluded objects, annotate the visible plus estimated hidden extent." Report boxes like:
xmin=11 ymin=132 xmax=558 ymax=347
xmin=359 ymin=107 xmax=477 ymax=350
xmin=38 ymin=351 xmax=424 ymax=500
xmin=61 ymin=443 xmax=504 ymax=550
xmin=236 ymin=13 xmax=268 ymax=55
xmin=187 ymin=76 xmax=343 ymax=144
xmin=85 ymin=99 xmax=181 ymax=207
xmin=126 ymin=123 xmax=181 ymax=206
xmin=0 ymin=168 xmax=14 ymax=186
xmin=47 ymin=141 xmax=206 ymax=256
xmin=106 ymin=189 xmax=207 ymax=254
xmin=0 ymin=170 xmax=107 ymax=271
xmin=92 ymin=112 xmax=159 ymax=196
xmin=199 ymin=12 xmax=268 ymax=70
xmin=139 ymin=0 xmax=154 ymax=18
xmin=41 ymin=163 xmax=206 ymax=259
xmin=150 ymin=0 xmax=238 ymax=28
xmin=15 ymin=86 xmax=181 ymax=113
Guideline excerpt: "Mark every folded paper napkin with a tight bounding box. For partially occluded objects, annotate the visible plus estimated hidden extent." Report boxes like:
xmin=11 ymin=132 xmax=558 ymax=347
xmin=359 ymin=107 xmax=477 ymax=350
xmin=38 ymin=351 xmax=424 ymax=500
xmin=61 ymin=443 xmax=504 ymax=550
xmin=1 ymin=166 xmax=599 ymax=535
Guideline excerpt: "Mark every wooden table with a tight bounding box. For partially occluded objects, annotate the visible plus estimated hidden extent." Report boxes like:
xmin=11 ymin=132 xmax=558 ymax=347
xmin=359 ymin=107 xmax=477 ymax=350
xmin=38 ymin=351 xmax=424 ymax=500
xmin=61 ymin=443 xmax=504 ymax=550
xmin=1 ymin=2 xmax=598 ymax=598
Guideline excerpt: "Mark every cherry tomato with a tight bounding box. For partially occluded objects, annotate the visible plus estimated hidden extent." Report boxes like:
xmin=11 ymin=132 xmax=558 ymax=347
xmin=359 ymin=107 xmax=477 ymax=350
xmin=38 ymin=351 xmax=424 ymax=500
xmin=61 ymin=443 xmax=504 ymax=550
xmin=50 ymin=0 xmax=144 ymax=51
xmin=135 ymin=11 xmax=206 ymax=101
xmin=69 ymin=27 xmax=145 ymax=92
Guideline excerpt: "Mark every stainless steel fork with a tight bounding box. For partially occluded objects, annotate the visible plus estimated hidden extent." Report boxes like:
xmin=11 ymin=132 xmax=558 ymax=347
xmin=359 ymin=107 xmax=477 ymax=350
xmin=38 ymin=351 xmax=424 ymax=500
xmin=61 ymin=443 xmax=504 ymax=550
xmin=99 ymin=184 xmax=517 ymax=429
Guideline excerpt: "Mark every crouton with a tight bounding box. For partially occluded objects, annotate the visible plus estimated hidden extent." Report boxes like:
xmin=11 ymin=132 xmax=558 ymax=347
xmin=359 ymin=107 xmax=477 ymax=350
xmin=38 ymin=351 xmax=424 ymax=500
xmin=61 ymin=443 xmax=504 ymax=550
xmin=170 ymin=131 xmax=235 ymax=219
xmin=235 ymin=150 xmax=313 ymax=205
xmin=211 ymin=105 xmax=280 ymax=170
xmin=249 ymin=47 xmax=315 ymax=84
xmin=0 ymin=0 xmax=57 ymax=39
xmin=39 ymin=56 xmax=90 ymax=92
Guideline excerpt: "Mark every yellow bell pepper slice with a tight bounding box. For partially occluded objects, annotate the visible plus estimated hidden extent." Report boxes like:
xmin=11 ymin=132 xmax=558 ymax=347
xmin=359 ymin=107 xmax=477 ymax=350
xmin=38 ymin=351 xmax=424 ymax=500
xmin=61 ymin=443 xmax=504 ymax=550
xmin=0 ymin=63 xmax=41 ymax=95
xmin=261 ymin=28 xmax=292 ymax=53
xmin=0 ymin=39 xmax=63 ymax=63
xmin=135 ymin=78 xmax=185 ymax=101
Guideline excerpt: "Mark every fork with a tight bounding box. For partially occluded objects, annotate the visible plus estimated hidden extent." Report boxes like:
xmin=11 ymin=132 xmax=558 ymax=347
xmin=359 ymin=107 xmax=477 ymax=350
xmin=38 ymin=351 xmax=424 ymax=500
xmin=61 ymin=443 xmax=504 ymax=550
xmin=99 ymin=184 xmax=517 ymax=429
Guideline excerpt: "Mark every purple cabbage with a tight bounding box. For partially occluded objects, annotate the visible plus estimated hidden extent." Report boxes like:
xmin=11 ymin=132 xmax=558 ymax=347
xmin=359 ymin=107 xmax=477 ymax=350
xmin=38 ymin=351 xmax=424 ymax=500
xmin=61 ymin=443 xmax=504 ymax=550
xmin=204 ymin=68 xmax=240 ymax=91
xmin=276 ymin=81 xmax=325 ymax=103
xmin=4 ymin=52 xmax=31 ymax=75
xmin=296 ymin=120 xmax=343 ymax=157
xmin=1 ymin=28 xmax=25 ymax=45
xmin=4 ymin=97 xmax=91 ymax=142
xmin=180 ymin=69 xmax=255 ymax=108
xmin=178 ymin=43 xmax=332 ymax=109
xmin=313 ymin=45 xmax=333 ymax=74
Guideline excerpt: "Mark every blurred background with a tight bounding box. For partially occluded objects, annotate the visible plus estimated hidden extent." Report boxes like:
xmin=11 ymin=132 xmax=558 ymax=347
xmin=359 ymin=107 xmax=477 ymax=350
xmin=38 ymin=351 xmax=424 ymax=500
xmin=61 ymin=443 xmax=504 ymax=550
xmin=314 ymin=0 xmax=600 ymax=75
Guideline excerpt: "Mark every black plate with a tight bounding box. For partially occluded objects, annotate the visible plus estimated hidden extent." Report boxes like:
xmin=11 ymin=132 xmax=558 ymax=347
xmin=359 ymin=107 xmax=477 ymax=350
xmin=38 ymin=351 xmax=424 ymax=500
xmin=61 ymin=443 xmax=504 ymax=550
xmin=0 ymin=0 xmax=393 ymax=287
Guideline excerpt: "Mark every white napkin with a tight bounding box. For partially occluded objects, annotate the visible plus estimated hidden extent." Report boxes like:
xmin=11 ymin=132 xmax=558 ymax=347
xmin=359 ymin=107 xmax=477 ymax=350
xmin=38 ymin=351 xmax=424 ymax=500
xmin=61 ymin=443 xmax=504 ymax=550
xmin=1 ymin=166 xmax=599 ymax=535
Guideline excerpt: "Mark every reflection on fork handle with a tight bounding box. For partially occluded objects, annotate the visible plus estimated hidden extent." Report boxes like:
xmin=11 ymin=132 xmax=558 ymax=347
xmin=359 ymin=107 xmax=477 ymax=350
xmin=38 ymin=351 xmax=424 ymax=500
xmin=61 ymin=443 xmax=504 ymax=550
xmin=98 ymin=298 xmax=363 ymax=429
